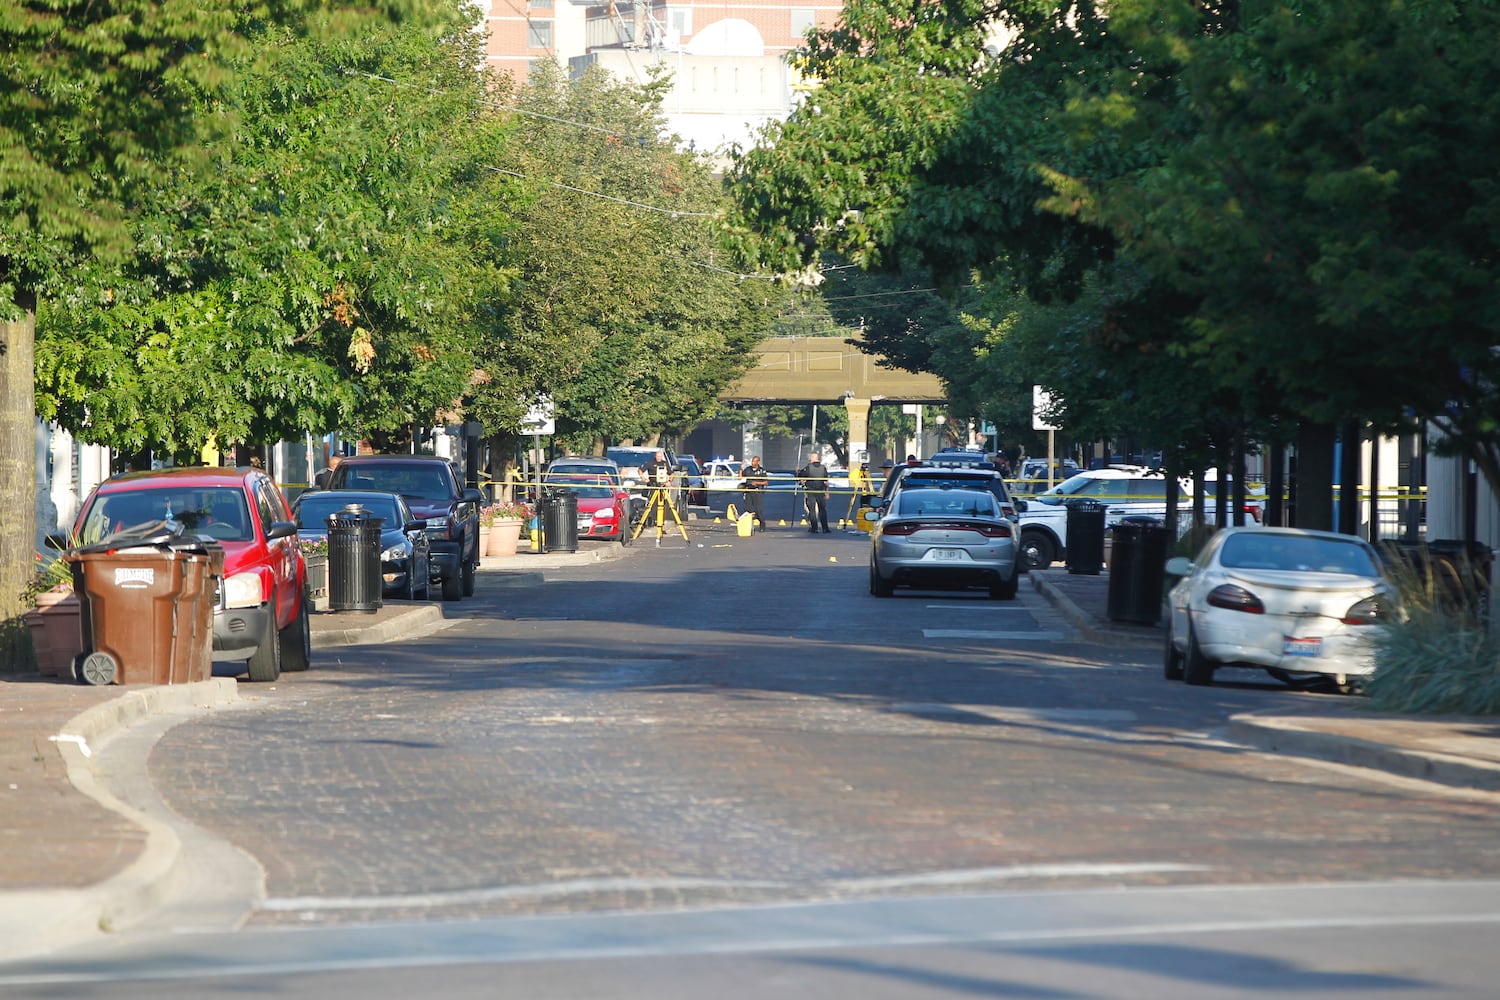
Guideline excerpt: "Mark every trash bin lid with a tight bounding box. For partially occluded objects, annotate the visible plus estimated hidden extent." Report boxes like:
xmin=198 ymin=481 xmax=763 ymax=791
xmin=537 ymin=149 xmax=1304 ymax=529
xmin=70 ymin=520 xmax=210 ymax=555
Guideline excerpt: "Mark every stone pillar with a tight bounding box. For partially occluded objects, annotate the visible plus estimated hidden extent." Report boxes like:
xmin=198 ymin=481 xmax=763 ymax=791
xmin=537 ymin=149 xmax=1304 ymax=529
xmin=843 ymin=396 xmax=871 ymax=467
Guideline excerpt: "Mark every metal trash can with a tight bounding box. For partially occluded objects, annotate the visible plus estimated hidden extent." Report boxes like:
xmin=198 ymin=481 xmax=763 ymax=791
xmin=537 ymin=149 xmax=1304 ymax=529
xmin=1065 ymin=501 xmax=1107 ymax=575
xmin=327 ymin=504 xmax=383 ymax=613
xmin=542 ymin=487 xmax=579 ymax=553
xmin=1107 ymin=517 xmax=1171 ymax=624
xmin=65 ymin=530 xmax=224 ymax=686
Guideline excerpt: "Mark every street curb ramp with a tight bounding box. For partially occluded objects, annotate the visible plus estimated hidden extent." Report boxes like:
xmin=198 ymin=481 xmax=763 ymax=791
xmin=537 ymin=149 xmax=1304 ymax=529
xmin=0 ymin=679 xmax=240 ymax=963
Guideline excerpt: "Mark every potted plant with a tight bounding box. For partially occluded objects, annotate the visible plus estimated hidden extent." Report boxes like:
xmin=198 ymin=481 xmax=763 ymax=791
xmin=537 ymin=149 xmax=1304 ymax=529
xmin=481 ymin=500 xmax=530 ymax=557
xmin=22 ymin=553 xmax=82 ymax=678
xmin=299 ymin=536 xmax=330 ymax=611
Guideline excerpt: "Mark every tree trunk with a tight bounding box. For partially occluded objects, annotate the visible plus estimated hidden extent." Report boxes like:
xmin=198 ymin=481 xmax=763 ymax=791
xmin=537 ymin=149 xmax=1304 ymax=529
xmin=1 ymin=302 xmax=38 ymax=669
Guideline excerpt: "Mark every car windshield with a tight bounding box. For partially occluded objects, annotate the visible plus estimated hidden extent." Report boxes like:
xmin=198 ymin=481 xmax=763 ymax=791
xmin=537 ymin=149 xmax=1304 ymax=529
xmin=341 ymin=463 xmax=452 ymax=499
xmin=548 ymin=465 xmax=616 ymax=485
xmin=1218 ymin=533 xmax=1379 ymax=576
xmin=894 ymin=488 xmax=998 ymax=519
xmin=80 ymin=486 xmax=253 ymax=543
xmin=296 ymin=495 xmax=402 ymax=529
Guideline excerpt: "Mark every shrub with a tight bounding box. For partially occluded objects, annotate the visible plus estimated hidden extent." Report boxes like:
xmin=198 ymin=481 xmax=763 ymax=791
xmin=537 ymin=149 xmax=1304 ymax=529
xmin=1366 ymin=549 xmax=1500 ymax=715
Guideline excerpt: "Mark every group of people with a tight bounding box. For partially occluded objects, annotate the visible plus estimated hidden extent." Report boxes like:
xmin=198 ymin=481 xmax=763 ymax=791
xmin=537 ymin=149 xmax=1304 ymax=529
xmin=737 ymin=451 xmax=837 ymax=534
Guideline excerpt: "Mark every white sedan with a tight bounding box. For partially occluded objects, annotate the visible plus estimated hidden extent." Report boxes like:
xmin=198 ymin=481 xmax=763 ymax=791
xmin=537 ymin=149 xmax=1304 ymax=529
xmin=1164 ymin=527 xmax=1399 ymax=690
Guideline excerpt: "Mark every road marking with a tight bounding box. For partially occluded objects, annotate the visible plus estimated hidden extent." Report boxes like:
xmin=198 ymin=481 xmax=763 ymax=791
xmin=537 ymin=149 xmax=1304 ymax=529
xmin=922 ymin=629 xmax=1068 ymax=640
xmin=260 ymin=863 xmax=1202 ymax=912
xmin=890 ymin=704 xmax=1138 ymax=722
xmin=923 ymin=604 xmax=1029 ymax=610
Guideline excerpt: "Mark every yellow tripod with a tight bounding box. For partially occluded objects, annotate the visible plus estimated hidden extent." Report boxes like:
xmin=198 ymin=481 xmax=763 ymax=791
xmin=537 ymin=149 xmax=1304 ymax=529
xmin=631 ymin=484 xmax=690 ymax=544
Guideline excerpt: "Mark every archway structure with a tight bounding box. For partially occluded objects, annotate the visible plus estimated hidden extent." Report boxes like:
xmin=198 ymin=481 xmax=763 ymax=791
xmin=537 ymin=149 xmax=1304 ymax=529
xmin=721 ymin=335 xmax=947 ymax=464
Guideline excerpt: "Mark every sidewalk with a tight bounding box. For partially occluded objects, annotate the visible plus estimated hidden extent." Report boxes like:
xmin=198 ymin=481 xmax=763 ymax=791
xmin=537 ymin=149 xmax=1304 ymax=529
xmin=1030 ymin=567 xmax=1500 ymax=792
xmin=0 ymin=542 xmax=617 ymax=963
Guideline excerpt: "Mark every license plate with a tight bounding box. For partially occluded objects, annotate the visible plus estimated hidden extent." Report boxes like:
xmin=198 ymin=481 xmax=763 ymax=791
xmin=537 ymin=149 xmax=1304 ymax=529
xmin=930 ymin=548 xmax=965 ymax=562
xmin=1284 ymin=636 xmax=1323 ymax=658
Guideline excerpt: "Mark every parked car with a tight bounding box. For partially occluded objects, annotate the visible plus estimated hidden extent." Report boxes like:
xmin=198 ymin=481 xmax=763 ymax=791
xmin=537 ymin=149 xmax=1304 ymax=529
xmin=676 ymin=455 xmax=707 ymax=505
xmin=1164 ymin=526 xmax=1399 ymax=690
xmin=291 ymin=490 xmax=432 ymax=601
xmin=542 ymin=456 xmax=622 ymax=488
xmin=1016 ymin=468 xmax=1181 ymax=570
xmin=703 ymin=459 xmax=744 ymax=493
xmin=605 ymin=445 xmax=686 ymax=511
xmin=877 ymin=464 xmax=1025 ymax=521
xmin=1017 ymin=458 xmax=1082 ymax=489
xmin=551 ymin=481 xmax=633 ymax=543
xmin=868 ymin=485 xmax=1021 ymax=600
xmin=326 ymin=455 xmax=481 ymax=602
xmin=71 ymin=466 xmax=309 ymax=681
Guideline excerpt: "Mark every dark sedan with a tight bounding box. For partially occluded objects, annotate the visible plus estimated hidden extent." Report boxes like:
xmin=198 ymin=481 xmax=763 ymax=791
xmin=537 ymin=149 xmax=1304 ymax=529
xmin=292 ymin=490 xmax=432 ymax=601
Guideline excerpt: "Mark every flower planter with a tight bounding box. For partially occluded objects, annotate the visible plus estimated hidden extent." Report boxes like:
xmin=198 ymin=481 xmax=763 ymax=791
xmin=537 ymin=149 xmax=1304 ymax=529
xmin=304 ymin=554 xmax=330 ymax=612
xmin=25 ymin=591 xmax=83 ymax=678
xmin=485 ymin=517 xmax=525 ymax=556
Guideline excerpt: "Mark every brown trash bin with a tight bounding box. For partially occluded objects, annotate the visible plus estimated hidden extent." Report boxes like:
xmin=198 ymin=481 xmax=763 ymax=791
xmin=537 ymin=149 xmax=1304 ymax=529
xmin=65 ymin=532 xmax=225 ymax=686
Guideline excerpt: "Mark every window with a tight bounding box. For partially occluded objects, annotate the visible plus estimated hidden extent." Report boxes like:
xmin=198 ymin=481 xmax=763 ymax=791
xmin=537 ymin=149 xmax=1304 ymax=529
xmin=790 ymin=8 xmax=816 ymax=38
xmin=529 ymin=0 xmax=553 ymax=7
xmin=668 ymin=7 xmax=692 ymax=35
xmin=528 ymin=20 xmax=552 ymax=49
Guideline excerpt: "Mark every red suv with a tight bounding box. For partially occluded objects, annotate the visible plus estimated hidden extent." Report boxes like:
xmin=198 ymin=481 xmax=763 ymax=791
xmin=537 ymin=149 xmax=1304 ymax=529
xmin=71 ymin=467 xmax=310 ymax=681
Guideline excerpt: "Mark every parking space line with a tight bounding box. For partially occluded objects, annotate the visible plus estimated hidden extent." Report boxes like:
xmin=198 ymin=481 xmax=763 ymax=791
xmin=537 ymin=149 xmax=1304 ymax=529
xmin=922 ymin=629 xmax=1068 ymax=640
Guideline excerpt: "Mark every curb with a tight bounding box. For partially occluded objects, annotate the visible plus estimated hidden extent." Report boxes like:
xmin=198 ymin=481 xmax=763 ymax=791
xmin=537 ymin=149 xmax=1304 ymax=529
xmin=0 ymin=679 xmax=241 ymax=963
xmin=310 ymin=604 xmax=449 ymax=649
xmin=1028 ymin=572 xmax=1163 ymax=648
xmin=1228 ymin=713 xmax=1500 ymax=792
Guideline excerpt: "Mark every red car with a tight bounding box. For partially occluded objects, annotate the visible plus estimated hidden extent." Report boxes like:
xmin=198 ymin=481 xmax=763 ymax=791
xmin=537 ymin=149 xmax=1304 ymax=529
xmin=561 ymin=483 xmax=633 ymax=542
xmin=72 ymin=466 xmax=309 ymax=681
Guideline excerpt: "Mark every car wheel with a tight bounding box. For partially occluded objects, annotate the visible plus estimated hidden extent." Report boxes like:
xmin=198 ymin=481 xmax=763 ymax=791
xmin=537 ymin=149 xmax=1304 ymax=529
xmin=279 ymin=599 xmax=311 ymax=672
xmin=990 ymin=566 xmax=1020 ymax=601
xmin=1020 ymin=532 xmax=1056 ymax=572
xmin=246 ymin=609 xmax=282 ymax=682
xmin=1183 ymin=622 xmax=1215 ymax=687
xmin=461 ymin=557 xmax=476 ymax=597
xmin=1163 ymin=621 xmax=1184 ymax=680
xmin=870 ymin=561 xmax=894 ymax=598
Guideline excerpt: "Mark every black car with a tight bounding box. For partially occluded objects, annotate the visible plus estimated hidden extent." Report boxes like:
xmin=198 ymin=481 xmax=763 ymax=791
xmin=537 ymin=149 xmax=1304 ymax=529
xmin=326 ymin=455 xmax=482 ymax=601
xmin=292 ymin=490 xmax=433 ymax=601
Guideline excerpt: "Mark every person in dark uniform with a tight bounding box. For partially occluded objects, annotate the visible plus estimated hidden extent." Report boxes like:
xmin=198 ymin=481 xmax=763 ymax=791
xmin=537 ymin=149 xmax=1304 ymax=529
xmin=798 ymin=451 xmax=830 ymax=533
xmin=740 ymin=455 xmax=769 ymax=530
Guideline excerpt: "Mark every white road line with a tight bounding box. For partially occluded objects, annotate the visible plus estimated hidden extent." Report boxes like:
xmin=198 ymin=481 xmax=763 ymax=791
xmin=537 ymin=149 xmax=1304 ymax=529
xmin=922 ymin=629 xmax=1068 ymax=640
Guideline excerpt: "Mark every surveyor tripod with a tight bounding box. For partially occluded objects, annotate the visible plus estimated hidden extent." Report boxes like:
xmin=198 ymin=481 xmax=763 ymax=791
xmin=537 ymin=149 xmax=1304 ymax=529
xmin=631 ymin=483 xmax=689 ymax=544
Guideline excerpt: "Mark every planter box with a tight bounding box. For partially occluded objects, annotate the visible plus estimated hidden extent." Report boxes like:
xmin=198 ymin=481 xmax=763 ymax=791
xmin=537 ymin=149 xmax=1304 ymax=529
xmin=25 ymin=591 xmax=82 ymax=678
xmin=305 ymin=554 xmax=330 ymax=612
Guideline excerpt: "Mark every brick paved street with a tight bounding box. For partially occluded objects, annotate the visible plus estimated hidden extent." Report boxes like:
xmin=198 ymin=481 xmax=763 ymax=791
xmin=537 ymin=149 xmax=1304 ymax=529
xmin=136 ymin=524 xmax=1500 ymax=929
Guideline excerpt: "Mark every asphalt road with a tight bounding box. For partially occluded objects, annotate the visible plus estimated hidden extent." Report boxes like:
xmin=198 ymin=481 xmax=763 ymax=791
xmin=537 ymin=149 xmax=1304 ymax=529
xmin=6 ymin=522 xmax=1500 ymax=997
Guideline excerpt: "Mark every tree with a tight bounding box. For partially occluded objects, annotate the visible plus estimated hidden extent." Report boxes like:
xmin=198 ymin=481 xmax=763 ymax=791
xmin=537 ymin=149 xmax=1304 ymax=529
xmin=36 ymin=6 xmax=516 ymax=458
xmin=0 ymin=0 xmax=454 ymax=664
xmin=464 ymin=62 xmax=786 ymax=466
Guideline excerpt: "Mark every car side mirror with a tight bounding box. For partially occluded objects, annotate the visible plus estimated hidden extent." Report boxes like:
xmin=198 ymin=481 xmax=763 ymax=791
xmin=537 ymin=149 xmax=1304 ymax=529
xmin=404 ymin=519 xmax=426 ymax=533
xmin=1165 ymin=556 xmax=1194 ymax=576
xmin=1014 ymin=499 xmax=1028 ymax=513
xmin=266 ymin=520 xmax=298 ymax=541
xmin=462 ymin=488 xmax=483 ymax=504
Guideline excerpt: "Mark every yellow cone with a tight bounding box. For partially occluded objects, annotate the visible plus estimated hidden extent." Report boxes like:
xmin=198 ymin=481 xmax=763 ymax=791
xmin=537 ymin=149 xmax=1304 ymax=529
xmin=726 ymin=502 xmax=739 ymax=520
xmin=779 ymin=519 xmax=787 ymax=526
xmin=829 ymin=556 xmax=838 ymax=562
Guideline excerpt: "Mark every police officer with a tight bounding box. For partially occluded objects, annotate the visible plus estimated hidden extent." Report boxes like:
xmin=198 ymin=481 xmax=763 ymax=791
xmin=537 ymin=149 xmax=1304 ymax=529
xmin=798 ymin=451 xmax=830 ymax=533
xmin=740 ymin=455 xmax=769 ymax=530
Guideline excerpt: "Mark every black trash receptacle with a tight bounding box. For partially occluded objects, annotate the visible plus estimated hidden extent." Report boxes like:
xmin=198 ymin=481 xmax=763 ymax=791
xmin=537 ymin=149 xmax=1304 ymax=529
xmin=542 ymin=488 xmax=579 ymax=553
xmin=534 ymin=490 xmax=553 ymax=553
xmin=1066 ymin=501 xmax=1107 ymax=575
xmin=1107 ymin=517 xmax=1171 ymax=624
xmin=327 ymin=504 xmax=383 ymax=613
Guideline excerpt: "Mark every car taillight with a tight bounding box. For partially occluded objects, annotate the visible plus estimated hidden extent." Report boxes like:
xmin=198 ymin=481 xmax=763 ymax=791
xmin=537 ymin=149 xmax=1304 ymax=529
xmin=1206 ymin=584 xmax=1264 ymax=614
xmin=1342 ymin=595 xmax=1394 ymax=625
xmin=882 ymin=521 xmax=920 ymax=536
xmin=975 ymin=523 xmax=1012 ymax=538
